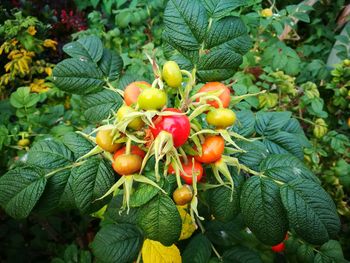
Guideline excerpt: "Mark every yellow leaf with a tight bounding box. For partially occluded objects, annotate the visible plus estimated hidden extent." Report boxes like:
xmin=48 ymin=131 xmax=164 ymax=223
xmin=43 ymin=39 xmax=58 ymax=51
xmin=4 ymin=61 xmax=13 ymax=72
xmin=30 ymin=78 xmax=50 ymax=93
xmin=45 ymin=67 xmax=52 ymax=76
xmin=142 ymin=239 xmax=181 ymax=263
xmin=177 ymin=205 xmax=197 ymax=240
xmin=260 ymin=8 xmax=273 ymax=17
xmin=27 ymin=26 xmax=37 ymax=36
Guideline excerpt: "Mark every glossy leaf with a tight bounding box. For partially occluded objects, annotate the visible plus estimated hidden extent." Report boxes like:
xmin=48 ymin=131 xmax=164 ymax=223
xmin=280 ymin=179 xmax=341 ymax=245
xmin=163 ymin=0 xmax=251 ymax=81
xmin=72 ymin=157 xmax=115 ymax=213
xmin=260 ymin=154 xmax=319 ymax=183
xmin=82 ymin=89 xmax=123 ymax=123
xmin=53 ymin=58 xmax=104 ymax=95
xmin=27 ymin=140 xmax=73 ymax=170
xmin=0 ymin=166 xmax=47 ymax=219
xmin=138 ymin=194 xmax=181 ymax=246
xmin=91 ymin=223 xmax=143 ymax=263
xmin=63 ymin=36 xmax=103 ymax=63
xmin=240 ymin=176 xmax=288 ymax=245
xmin=182 ymin=233 xmax=212 ymax=263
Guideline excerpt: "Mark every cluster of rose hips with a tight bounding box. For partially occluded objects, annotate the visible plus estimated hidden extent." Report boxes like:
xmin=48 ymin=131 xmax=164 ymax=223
xmin=89 ymin=60 xmax=246 ymax=213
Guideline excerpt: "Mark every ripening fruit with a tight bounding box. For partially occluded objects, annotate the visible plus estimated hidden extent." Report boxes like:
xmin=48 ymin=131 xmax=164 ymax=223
xmin=206 ymin=108 xmax=236 ymax=128
xmin=168 ymin=158 xmax=204 ymax=184
xmin=197 ymin=82 xmax=231 ymax=108
xmin=116 ymin=105 xmax=143 ymax=130
xmin=194 ymin=136 xmax=225 ymax=164
xmin=173 ymin=185 xmax=193 ymax=205
xmin=347 ymin=117 xmax=350 ymax=128
xmin=124 ymin=81 xmax=151 ymax=106
xmin=96 ymin=129 xmax=121 ymax=153
xmin=271 ymin=234 xmax=288 ymax=253
xmin=17 ymin=138 xmax=30 ymax=147
xmin=137 ymin=87 xmax=167 ymax=110
xmin=271 ymin=242 xmax=285 ymax=253
xmin=150 ymin=108 xmax=190 ymax=148
xmin=261 ymin=8 xmax=273 ymax=17
xmin=113 ymin=145 xmax=145 ymax=160
xmin=162 ymin=61 xmax=182 ymax=88
xmin=112 ymin=154 xmax=143 ymax=175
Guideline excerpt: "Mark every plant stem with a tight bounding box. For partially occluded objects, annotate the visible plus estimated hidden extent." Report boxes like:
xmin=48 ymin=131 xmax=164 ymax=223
xmin=195 ymin=216 xmax=223 ymax=261
xmin=295 ymin=116 xmax=327 ymax=127
xmin=136 ymin=248 xmax=142 ymax=263
xmin=125 ymin=137 xmax=132 ymax=155
xmin=45 ymin=161 xmax=85 ymax=179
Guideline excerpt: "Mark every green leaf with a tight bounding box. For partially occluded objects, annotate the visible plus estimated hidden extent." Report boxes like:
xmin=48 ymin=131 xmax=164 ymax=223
xmin=82 ymin=89 xmax=123 ymax=123
xmin=27 ymin=140 xmax=73 ymax=170
xmin=205 ymin=218 xmax=244 ymax=246
xmin=235 ymin=140 xmax=269 ymax=171
xmin=255 ymin=111 xmax=292 ymax=135
xmin=207 ymin=184 xmax=240 ymax=222
xmin=98 ymin=49 xmax=123 ymax=81
xmin=260 ymin=154 xmax=319 ymax=183
xmin=281 ymin=118 xmax=311 ymax=148
xmin=62 ymin=132 xmax=94 ymax=160
xmin=0 ymin=125 xmax=9 ymax=150
xmin=137 ymin=194 xmax=181 ymax=246
xmin=163 ymin=0 xmax=251 ymax=81
xmin=60 ymin=244 xmax=92 ymax=263
xmin=240 ymin=176 xmax=288 ymax=245
xmin=293 ymin=12 xmax=310 ymax=23
xmin=130 ymin=173 xmax=163 ymax=207
xmin=91 ymin=223 xmax=143 ymax=263
xmin=196 ymin=17 xmax=252 ymax=81
xmin=72 ymin=157 xmax=115 ymax=213
xmin=230 ymin=110 xmax=255 ymax=137
xmin=296 ymin=244 xmax=314 ymax=263
xmin=53 ymin=58 xmax=104 ymax=95
xmin=222 ymin=246 xmax=262 ymax=263
xmin=314 ymin=240 xmax=347 ymax=263
xmin=262 ymin=42 xmax=301 ymax=76
xmin=104 ymin=195 xmax=140 ymax=224
xmin=63 ymin=36 xmax=103 ymax=63
xmin=203 ymin=0 xmax=245 ymax=18
xmin=182 ymin=233 xmax=212 ymax=263
xmin=10 ymin=87 xmax=40 ymax=108
xmin=164 ymin=0 xmax=207 ymax=50
xmin=0 ymin=166 xmax=47 ymax=219
xmin=263 ymin=131 xmax=304 ymax=159
xmin=280 ymin=179 xmax=341 ymax=245
xmin=35 ymin=168 xmax=77 ymax=213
